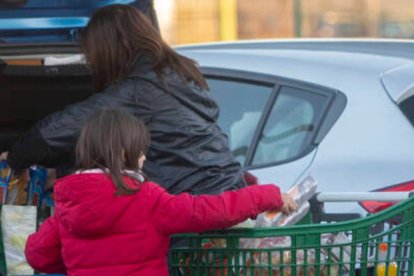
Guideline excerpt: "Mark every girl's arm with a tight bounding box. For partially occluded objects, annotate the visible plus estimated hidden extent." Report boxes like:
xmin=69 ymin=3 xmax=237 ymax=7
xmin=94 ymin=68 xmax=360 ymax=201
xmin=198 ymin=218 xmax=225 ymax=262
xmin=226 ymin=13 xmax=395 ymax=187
xmin=25 ymin=216 xmax=66 ymax=274
xmin=150 ymin=183 xmax=284 ymax=235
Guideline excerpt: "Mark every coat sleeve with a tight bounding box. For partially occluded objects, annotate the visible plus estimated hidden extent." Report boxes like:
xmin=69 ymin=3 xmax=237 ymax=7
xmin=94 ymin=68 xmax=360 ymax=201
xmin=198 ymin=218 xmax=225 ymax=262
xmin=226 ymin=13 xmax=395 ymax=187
xmin=150 ymin=183 xmax=283 ymax=235
xmin=7 ymin=81 xmax=139 ymax=170
xmin=25 ymin=216 xmax=66 ymax=274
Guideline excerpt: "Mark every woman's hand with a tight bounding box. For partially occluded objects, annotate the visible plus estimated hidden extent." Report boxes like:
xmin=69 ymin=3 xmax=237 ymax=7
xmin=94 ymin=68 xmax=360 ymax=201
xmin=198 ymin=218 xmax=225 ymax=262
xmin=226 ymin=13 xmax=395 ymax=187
xmin=280 ymin=193 xmax=297 ymax=215
xmin=0 ymin=151 xmax=7 ymax=160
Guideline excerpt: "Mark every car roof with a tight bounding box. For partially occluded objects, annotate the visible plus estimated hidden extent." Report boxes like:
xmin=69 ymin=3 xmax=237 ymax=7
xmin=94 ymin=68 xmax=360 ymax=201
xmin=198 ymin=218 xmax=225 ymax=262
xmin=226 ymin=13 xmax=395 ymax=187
xmin=177 ymin=39 xmax=414 ymax=100
xmin=177 ymin=38 xmax=414 ymax=60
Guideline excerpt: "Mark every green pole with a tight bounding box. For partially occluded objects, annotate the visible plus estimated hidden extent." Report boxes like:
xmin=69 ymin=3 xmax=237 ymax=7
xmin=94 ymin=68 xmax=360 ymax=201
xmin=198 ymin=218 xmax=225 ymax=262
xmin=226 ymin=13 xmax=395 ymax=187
xmin=294 ymin=0 xmax=302 ymax=37
xmin=0 ymin=206 xmax=7 ymax=275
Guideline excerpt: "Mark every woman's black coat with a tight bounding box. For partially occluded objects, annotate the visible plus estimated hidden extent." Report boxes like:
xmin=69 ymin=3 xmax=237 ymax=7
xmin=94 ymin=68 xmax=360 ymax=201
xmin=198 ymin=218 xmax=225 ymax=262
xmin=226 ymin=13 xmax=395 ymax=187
xmin=7 ymin=59 xmax=246 ymax=194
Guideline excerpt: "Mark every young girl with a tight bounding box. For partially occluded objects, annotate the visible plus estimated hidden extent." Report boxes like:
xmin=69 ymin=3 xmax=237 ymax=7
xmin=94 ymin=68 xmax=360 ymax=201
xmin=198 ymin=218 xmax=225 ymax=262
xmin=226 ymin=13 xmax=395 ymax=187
xmin=25 ymin=110 xmax=296 ymax=276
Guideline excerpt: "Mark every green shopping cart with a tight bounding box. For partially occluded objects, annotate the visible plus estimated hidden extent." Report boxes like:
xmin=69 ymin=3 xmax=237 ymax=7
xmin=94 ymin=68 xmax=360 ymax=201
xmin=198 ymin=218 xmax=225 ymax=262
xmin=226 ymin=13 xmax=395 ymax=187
xmin=171 ymin=192 xmax=414 ymax=276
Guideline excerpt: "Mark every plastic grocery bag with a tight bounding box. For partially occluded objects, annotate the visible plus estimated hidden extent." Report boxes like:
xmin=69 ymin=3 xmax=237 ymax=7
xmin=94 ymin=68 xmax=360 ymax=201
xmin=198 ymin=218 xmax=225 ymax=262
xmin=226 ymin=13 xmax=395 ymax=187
xmin=255 ymin=175 xmax=317 ymax=227
xmin=1 ymin=205 xmax=36 ymax=275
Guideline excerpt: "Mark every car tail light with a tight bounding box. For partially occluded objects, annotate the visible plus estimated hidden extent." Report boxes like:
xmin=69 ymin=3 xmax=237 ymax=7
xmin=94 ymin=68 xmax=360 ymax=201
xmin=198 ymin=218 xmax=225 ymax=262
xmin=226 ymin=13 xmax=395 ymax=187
xmin=360 ymin=180 xmax=414 ymax=213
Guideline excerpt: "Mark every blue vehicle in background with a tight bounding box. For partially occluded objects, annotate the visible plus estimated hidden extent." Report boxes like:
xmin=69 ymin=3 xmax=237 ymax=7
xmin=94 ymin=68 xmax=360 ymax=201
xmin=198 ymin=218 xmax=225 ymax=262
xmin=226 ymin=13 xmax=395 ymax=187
xmin=0 ymin=0 xmax=156 ymax=43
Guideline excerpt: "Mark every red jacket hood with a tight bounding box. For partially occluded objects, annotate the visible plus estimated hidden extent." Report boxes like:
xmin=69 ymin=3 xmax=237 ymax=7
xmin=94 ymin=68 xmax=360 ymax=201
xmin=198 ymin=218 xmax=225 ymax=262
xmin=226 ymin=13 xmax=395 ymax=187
xmin=54 ymin=172 xmax=140 ymax=238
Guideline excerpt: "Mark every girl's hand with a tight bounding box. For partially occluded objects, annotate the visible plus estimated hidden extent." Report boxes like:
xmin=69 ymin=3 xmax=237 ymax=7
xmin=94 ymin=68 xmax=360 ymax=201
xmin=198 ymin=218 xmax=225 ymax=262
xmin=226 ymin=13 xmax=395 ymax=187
xmin=280 ymin=193 xmax=297 ymax=215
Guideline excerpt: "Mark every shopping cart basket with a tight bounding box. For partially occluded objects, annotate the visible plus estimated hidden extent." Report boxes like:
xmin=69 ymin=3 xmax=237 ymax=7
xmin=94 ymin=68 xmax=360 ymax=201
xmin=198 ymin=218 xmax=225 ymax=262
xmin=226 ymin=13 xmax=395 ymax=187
xmin=171 ymin=192 xmax=414 ymax=276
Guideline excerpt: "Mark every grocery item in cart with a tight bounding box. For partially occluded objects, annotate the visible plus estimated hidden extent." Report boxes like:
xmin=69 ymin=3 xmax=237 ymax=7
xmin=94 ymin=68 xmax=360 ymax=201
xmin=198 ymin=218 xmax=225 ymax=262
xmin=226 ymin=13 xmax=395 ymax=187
xmin=239 ymin=232 xmax=352 ymax=276
xmin=376 ymin=242 xmax=397 ymax=276
xmin=27 ymin=166 xmax=48 ymax=206
xmin=27 ymin=166 xmax=54 ymax=224
xmin=0 ymin=161 xmax=30 ymax=205
xmin=255 ymin=175 xmax=317 ymax=227
xmin=0 ymin=160 xmax=12 ymax=204
xmin=5 ymin=171 xmax=29 ymax=205
xmin=0 ymin=162 xmax=55 ymax=206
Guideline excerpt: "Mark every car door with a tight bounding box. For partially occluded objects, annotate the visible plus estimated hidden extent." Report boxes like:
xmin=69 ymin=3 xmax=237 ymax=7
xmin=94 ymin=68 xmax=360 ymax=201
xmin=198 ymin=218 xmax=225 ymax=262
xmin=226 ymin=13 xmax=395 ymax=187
xmin=203 ymin=68 xmax=346 ymax=190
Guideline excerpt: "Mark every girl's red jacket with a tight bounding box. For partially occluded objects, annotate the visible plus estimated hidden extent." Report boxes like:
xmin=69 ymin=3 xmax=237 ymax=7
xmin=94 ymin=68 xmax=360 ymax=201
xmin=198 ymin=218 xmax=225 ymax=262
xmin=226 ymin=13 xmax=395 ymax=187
xmin=25 ymin=172 xmax=283 ymax=276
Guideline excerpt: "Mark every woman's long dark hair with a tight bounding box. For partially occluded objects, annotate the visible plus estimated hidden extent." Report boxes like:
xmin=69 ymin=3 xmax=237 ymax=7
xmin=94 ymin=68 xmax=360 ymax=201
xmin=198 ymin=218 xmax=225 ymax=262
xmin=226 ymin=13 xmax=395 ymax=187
xmin=82 ymin=4 xmax=208 ymax=91
xmin=75 ymin=109 xmax=150 ymax=194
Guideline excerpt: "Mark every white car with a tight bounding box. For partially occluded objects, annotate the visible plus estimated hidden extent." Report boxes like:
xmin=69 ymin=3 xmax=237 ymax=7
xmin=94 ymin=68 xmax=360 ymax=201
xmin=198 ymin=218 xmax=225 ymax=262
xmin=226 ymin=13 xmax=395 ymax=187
xmin=176 ymin=39 xmax=414 ymax=215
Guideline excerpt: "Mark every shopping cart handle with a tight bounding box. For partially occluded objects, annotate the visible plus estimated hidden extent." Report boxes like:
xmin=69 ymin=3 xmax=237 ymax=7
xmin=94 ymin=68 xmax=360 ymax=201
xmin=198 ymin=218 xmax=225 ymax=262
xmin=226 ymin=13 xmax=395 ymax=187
xmin=315 ymin=191 xmax=412 ymax=202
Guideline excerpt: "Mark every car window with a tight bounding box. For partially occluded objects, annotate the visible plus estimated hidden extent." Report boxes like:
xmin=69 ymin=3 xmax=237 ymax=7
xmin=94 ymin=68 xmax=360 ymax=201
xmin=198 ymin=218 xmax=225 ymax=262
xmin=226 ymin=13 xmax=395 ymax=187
xmin=207 ymin=78 xmax=273 ymax=165
xmin=399 ymin=95 xmax=414 ymax=127
xmin=252 ymin=86 xmax=329 ymax=166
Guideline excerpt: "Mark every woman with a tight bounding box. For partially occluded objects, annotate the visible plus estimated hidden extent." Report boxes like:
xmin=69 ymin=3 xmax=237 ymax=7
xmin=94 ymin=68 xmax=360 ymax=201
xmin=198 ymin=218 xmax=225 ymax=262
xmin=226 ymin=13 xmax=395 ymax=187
xmin=6 ymin=4 xmax=246 ymax=195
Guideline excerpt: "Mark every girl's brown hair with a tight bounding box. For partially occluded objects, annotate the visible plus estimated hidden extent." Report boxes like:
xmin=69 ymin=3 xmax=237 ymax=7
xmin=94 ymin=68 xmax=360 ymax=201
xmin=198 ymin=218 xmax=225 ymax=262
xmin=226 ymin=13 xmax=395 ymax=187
xmin=75 ymin=109 xmax=150 ymax=194
xmin=82 ymin=4 xmax=208 ymax=91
